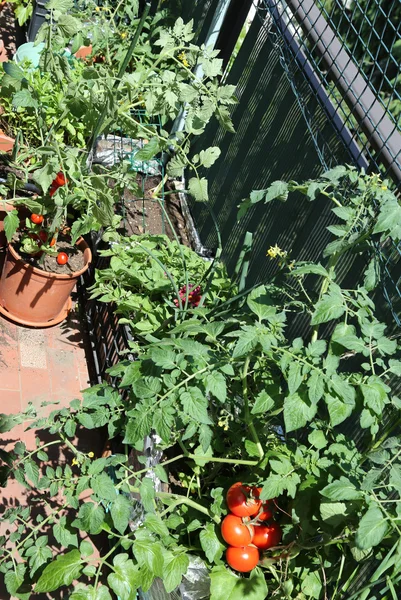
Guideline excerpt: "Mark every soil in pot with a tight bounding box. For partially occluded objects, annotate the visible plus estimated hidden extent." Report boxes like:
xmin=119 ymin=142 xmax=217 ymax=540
xmin=13 ymin=233 xmax=86 ymax=275
xmin=118 ymin=175 xmax=190 ymax=246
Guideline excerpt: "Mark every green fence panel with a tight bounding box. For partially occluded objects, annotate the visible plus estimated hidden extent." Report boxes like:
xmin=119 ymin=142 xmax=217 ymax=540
xmin=181 ymin=0 xmax=221 ymax=43
xmin=189 ymin=15 xmax=352 ymax=290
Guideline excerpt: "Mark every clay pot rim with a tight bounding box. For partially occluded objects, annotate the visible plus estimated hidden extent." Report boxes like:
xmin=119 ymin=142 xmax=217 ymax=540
xmin=0 ymin=200 xmax=17 ymax=212
xmin=7 ymin=236 xmax=92 ymax=279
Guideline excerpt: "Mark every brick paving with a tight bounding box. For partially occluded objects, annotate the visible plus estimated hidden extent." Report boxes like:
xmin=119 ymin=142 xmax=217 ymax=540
xmin=0 ymin=310 xmax=91 ymax=429
xmin=0 ymin=305 xmax=102 ymax=598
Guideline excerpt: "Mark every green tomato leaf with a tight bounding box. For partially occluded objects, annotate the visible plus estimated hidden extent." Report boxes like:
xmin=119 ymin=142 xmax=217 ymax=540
xmin=199 ymin=523 xmax=224 ymax=563
xmin=163 ymin=552 xmax=189 ymax=593
xmin=139 ymin=477 xmax=155 ymax=513
xmin=133 ymin=537 xmax=164 ymax=577
xmin=35 ymin=550 xmax=82 ymax=593
xmin=107 ymin=553 xmax=139 ymax=600
xmin=75 ymin=502 xmax=105 ymax=535
xmin=12 ymin=89 xmax=38 ymax=109
xmin=134 ymin=138 xmax=160 ymax=161
xmin=199 ymin=147 xmax=221 ymax=168
xmin=355 ymin=504 xmax=389 ymax=550
xmin=110 ymin=495 xmax=131 ymax=534
xmin=53 ymin=521 xmax=78 ymax=548
xmin=181 ymin=387 xmax=212 ymax=425
xmin=308 ymin=429 xmax=327 ymax=449
xmin=3 ymin=210 xmax=20 ymax=243
xmin=251 ymin=390 xmax=274 ymax=414
xmin=311 ymin=290 xmax=345 ymax=325
xmin=301 ymin=571 xmax=322 ymax=599
xmin=188 ymin=177 xmax=208 ymax=202
xmin=325 ymin=394 xmax=354 ymax=427
xmin=320 ymin=477 xmax=363 ymax=501
xmin=91 ymin=473 xmax=117 ymax=502
xmin=284 ymin=393 xmax=317 ymax=433
xmin=205 ymin=371 xmax=227 ymax=402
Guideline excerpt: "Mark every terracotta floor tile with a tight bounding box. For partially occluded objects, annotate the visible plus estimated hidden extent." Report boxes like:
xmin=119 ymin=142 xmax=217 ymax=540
xmin=0 ymin=344 xmax=20 ymax=391
xmin=20 ymin=367 xmax=52 ymax=414
xmin=0 ymin=316 xmax=18 ymax=346
xmin=49 ymin=349 xmax=82 ymax=398
xmin=0 ymin=389 xmax=21 ymax=413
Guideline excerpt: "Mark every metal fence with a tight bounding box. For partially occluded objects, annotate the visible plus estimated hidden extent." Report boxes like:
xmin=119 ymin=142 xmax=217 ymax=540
xmin=186 ymin=0 xmax=401 ymax=329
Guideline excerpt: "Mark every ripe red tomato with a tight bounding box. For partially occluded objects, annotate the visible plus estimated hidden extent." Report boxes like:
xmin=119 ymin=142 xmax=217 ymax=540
xmin=226 ymin=482 xmax=261 ymax=517
xmin=56 ymin=252 xmax=68 ymax=265
xmin=226 ymin=546 xmax=259 ymax=572
xmin=38 ymin=231 xmax=48 ymax=243
xmin=31 ymin=214 xmax=44 ymax=225
xmin=253 ymin=488 xmax=274 ymax=521
xmin=252 ymin=522 xmax=282 ymax=550
xmin=221 ymin=514 xmax=254 ymax=547
xmin=54 ymin=172 xmax=67 ymax=186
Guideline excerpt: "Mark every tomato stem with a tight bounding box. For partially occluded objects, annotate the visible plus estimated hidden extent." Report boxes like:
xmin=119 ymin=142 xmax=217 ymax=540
xmin=243 ymin=355 xmax=265 ymax=460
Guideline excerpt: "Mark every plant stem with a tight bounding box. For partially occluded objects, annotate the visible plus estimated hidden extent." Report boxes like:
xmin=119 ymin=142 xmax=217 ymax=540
xmin=242 ymin=355 xmax=264 ymax=459
xmin=310 ymin=253 xmax=339 ymax=343
xmin=156 ymin=491 xmax=221 ymax=524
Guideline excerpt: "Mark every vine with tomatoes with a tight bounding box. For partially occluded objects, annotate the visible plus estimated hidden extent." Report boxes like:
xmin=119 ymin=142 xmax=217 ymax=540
xmin=1 ymin=143 xmax=401 ymax=599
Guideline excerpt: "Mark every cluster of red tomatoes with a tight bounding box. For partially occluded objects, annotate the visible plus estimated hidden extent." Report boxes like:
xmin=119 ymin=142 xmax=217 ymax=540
xmin=49 ymin=171 xmax=67 ymax=197
xmin=222 ymin=482 xmax=282 ymax=573
xmin=29 ymin=214 xmax=68 ymax=265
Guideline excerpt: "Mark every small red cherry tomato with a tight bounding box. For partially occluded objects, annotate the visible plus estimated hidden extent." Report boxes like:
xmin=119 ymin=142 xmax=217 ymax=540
xmin=226 ymin=546 xmax=259 ymax=572
xmin=252 ymin=522 xmax=282 ymax=550
xmin=31 ymin=214 xmax=44 ymax=225
xmin=38 ymin=231 xmax=48 ymax=243
xmin=221 ymin=514 xmax=254 ymax=547
xmin=56 ymin=252 xmax=68 ymax=265
xmin=226 ymin=482 xmax=261 ymax=517
xmin=54 ymin=171 xmax=67 ymax=186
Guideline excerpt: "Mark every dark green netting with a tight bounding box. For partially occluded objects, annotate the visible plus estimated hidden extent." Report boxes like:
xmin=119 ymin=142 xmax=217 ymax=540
xmin=189 ymin=15 xmax=354 ymax=290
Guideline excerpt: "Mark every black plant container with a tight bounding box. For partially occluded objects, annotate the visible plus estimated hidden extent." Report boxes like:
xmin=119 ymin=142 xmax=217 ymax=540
xmin=27 ymin=0 xmax=48 ymax=41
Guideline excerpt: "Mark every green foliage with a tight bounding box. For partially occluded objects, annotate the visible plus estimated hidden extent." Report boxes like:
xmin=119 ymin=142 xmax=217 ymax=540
xmin=1 ymin=11 xmax=401 ymax=597
xmin=89 ymin=233 xmax=234 ymax=335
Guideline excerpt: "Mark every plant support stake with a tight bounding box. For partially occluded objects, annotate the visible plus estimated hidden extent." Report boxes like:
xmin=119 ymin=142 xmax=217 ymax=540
xmin=87 ymin=2 xmax=151 ymax=151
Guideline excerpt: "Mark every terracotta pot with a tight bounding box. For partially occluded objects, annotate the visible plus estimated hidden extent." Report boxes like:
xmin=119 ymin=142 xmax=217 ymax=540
xmin=0 ymin=238 xmax=91 ymax=327
xmin=74 ymin=44 xmax=93 ymax=59
xmin=0 ymin=130 xmax=15 ymax=151
xmin=0 ymin=201 xmax=14 ymax=249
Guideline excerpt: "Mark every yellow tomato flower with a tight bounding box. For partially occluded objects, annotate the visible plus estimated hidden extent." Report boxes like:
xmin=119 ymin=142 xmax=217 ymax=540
xmin=95 ymin=6 xmax=100 ymax=11
xmin=121 ymin=32 xmax=127 ymax=39
xmin=381 ymin=185 xmax=388 ymax=190
xmin=88 ymin=451 xmax=95 ymax=458
xmin=267 ymin=244 xmax=286 ymax=259
xmin=178 ymin=52 xmax=190 ymax=68
xmin=72 ymin=458 xmax=78 ymax=466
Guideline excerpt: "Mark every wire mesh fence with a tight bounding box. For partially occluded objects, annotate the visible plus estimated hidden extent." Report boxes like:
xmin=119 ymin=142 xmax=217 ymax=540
xmin=255 ymin=0 xmax=401 ymax=325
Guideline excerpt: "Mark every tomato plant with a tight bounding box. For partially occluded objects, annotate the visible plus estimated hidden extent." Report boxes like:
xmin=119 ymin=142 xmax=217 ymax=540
xmin=221 ymin=514 xmax=254 ymax=547
xmin=225 ymin=546 xmax=260 ymax=573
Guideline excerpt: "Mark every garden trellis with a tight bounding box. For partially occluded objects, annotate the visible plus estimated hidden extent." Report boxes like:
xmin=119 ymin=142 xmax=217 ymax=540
xmin=185 ymin=0 xmax=401 ymax=331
